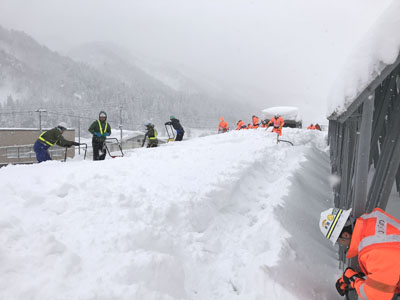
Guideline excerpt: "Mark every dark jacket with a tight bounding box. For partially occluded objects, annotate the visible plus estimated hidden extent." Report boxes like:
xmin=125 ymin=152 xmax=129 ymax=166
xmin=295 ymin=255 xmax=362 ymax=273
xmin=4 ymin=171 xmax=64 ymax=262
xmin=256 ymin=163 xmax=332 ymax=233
xmin=37 ymin=127 xmax=75 ymax=147
xmin=88 ymin=120 xmax=111 ymax=142
xmin=145 ymin=126 xmax=157 ymax=139
xmin=165 ymin=118 xmax=184 ymax=132
xmin=142 ymin=126 xmax=158 ymax=147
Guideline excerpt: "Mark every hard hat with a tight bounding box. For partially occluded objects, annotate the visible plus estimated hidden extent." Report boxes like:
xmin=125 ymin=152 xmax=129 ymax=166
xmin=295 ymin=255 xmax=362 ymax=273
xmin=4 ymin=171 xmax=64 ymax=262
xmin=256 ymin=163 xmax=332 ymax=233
xmin=319 ymin=207 xmax=352 ymax=245
xmin=58 ymin=122 xmax=68 ymax=129
xmin=99 ymin=111 xmax=107 ymax=118
xmin=144 ymin=120 xmax=153 ymax=127
xmin=170 ymin=115 xmax=175 ymax=120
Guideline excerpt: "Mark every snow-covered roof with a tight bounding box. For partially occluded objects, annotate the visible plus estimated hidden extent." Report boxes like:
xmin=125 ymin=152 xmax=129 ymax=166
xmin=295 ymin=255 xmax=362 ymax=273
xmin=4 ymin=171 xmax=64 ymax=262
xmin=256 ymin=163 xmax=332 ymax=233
xmin=327 ymin=1 xmax=400 ymax=117
xmin=261 ymin=106 xmax=301 ymax=121
xmin=109 ymin=129 xmax=144 ymax=141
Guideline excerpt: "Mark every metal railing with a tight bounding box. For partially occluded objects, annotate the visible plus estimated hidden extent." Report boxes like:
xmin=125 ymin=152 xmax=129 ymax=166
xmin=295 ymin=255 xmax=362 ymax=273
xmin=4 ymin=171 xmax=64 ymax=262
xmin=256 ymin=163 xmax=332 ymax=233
xmin=0 ymin=144 xmax=74 ymax=165
xmin=328 ymin=54 xmax=400 ymax=299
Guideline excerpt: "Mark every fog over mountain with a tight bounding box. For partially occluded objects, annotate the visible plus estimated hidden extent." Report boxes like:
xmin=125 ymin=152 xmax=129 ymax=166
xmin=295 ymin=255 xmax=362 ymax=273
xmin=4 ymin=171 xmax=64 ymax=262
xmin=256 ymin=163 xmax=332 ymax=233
xmin=0 ymin=26 xmax=253 ymax=134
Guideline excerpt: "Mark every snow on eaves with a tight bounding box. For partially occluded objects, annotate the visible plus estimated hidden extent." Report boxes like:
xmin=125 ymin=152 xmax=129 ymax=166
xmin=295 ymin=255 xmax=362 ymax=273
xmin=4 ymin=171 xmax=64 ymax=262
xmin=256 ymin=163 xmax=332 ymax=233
xmin=327 ymin=0 xmax=400 ymax=118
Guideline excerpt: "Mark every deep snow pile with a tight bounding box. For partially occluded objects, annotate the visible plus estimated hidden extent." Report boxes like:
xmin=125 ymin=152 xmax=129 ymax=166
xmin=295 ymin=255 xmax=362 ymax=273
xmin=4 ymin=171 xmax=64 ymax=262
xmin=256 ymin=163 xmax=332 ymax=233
xmin=328 ymin=0 xmax=400 ymax=116
xmin=0 ymin=128 xmax=342 ymax=300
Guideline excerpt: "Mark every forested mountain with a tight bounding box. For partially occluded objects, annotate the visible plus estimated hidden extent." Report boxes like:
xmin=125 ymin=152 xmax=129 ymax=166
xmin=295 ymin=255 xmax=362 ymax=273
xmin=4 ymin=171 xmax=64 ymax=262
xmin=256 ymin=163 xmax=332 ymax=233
xmin=0 ymin=25 xmax=253 ymax=135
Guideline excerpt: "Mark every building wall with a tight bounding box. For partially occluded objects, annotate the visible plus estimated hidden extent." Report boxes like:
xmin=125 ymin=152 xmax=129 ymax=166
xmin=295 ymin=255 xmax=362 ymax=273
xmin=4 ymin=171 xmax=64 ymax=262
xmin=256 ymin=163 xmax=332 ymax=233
xmin=0 ymin=128 xmax=75 ymax=165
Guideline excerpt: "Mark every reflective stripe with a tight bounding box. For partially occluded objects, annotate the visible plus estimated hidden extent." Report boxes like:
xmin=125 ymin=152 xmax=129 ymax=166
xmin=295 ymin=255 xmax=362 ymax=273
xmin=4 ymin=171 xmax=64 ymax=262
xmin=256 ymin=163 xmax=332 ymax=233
xmin=360 ymin=283 xmax=369 ymax=300
xmin=360 ymin=211 xmax=400 ymax=231
xmin=358 ymin=210 xmax=400 ymax=252
xmin=39 ymin=131 xmax=55 ymax=147
xmin=97 ymin=120 xmax=108 ymax=135
xmin=366 ymin=277 xmax=400 ymax=293
xmin=273 ymin=118 xmax=283 ymax=127
xmin=149 ymin=129 xmax=157 ymax=140
xmin=359 ymin=235 xmax=400 ymax=252
xmin=326 ymin=209 xmax=343 ymax=239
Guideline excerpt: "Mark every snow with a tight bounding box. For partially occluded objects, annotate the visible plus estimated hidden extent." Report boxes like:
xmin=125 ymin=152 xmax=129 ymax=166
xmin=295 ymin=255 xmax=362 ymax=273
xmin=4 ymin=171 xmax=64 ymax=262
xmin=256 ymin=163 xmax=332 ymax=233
xmin=108 ymin=129 xmax=144 ymax=141
xmin=73 ymin=93 xmax=82 ymax=100
xmin=0 ymin=128 xmax=348 ymax=300
xmin=261 ymin=106 xmax=301 ymax=122
xmin=0 ymin=82 xmax=17 ymax=104
xmin=327 ymin=0 xmax=400 ymax=117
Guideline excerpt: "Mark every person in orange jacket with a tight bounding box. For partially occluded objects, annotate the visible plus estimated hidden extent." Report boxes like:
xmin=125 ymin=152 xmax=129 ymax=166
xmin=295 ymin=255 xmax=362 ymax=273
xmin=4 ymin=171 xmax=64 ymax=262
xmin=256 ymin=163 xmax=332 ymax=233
xmin=315 ymin=123 xmax=321 ymax=131
xmin=319 ymin=207 xmax=400 ymax=300
xmin=266 ymin=114 xmax=285 ymax=136
xmin=236 ymin=120 xmax=246 ymax=130
xmin=218 ymin=117 xmax=229 ymax=133
xmin=307 ymin=124 xmax=315 ymax=130
xmin=247 ymin=123 xmax=252 ymax=129
xmin=252 ymin=115 xmax=260 ymax=128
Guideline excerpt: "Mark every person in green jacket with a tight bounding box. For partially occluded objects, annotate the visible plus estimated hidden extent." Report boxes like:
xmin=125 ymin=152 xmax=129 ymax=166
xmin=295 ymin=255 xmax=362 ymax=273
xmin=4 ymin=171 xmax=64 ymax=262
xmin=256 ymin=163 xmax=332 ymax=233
xmin=141 ymin=122 xmax=158 ymax=148
xmin=33 ymin=122 xmax=79 ymax=163
xmin=88 ymin=111 xmax=111 ymax=160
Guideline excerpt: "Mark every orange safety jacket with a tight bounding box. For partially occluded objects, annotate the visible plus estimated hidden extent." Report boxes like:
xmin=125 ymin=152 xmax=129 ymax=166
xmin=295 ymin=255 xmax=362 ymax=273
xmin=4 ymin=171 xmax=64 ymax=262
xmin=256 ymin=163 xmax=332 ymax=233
xmin=218 ymin=119 xmax=229 ymax=132
xmin=346 ymin=208 xmax=400 ymax=300
xmin=307 ymin=125 xmax=316 ymax=130
xmin=252 ymin=116 xmax=260 ymax=128
xmin=267 ymin=116 xmax=284 ymax=128
xmin=236 ymin=120 xmax=245 ymax=130
xmin=267 ymin=117 xmax=285 ymax=136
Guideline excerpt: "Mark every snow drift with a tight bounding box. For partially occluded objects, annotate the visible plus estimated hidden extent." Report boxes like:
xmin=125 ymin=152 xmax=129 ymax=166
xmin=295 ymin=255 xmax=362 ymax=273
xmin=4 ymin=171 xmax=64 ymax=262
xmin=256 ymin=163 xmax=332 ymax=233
xmin=0 ymin=128 xmax=342 ymax=299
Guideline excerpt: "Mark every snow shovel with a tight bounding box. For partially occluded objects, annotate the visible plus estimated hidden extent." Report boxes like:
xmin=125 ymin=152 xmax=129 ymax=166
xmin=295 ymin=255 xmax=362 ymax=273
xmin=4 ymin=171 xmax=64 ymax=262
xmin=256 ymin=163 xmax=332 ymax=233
xmin=165 ymin=124 xmax=175 ymax=142
xmin=272 ymin=132 xmax=294 ymax=146
xmin=63 ymin=147 xmax=69 ymax=162
xmin=63 ymin=143 xmax=88 ymax=161
xmin=105 ymin=138 xmax=124 ymax=158
xmin=79 ymin=143 xmax=88 ymax=160
xmin=277 ymin=137 xmax=294 ymax=146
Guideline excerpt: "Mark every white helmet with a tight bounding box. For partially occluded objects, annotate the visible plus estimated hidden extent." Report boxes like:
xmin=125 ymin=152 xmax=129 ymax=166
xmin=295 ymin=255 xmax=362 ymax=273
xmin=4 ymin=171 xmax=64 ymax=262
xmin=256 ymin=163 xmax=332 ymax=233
xmin=144 ymin=120 xmax=153 ymax=127
xmin=58 ymin=122 xmax=68 ymax=129
xmin=319 ymin=207 xmax=352 ymax=245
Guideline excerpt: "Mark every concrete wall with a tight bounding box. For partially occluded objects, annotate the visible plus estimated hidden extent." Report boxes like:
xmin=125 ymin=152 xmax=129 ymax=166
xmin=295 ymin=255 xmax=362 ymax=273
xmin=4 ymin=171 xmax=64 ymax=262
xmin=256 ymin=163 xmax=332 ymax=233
xmin=0 ymin=128 xmax=75 ymax=165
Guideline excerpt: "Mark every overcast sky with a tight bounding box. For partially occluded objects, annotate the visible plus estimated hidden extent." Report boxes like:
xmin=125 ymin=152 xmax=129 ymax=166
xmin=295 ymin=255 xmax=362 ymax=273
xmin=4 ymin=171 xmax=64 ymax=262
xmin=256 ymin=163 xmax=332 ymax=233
xmin=0 ymin=0 xmax=393 ymax=124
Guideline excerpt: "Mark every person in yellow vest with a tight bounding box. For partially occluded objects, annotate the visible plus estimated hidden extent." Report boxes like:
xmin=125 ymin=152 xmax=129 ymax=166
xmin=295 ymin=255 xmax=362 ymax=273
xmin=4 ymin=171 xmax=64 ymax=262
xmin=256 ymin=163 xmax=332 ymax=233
xmin=33 ymin=122 xmax=79 ymax=163
xmin=88 ymin=111 xmax=111 ymax=160
xmin=320 ymin=207 xmax=400 ymax=300
xmin=142 ymin=122 xmax=158 ymax=148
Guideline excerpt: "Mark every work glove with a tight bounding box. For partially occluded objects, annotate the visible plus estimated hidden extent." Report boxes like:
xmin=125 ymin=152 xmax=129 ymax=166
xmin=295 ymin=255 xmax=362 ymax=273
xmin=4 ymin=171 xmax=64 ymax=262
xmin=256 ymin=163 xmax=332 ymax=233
xmin=104 ymin=133 xmax=110 ymax=136
xmin=335 ymin=276 xmax=348 ymax=296
xmin=342 ymin=267 xmax=364 ymax=288
xmin=93 ymin=132 xmax=101 ymax=137
xmin=73 ymin=142 xmax=80 ymax=146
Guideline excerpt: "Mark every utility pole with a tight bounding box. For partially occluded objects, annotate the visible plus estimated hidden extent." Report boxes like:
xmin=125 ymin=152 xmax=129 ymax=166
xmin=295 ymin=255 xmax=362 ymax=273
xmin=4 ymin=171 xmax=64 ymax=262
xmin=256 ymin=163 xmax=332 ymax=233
xmin=78 ymin=118 xmax=81 ymax=155
xmin=119 ymin=105 xmax=123 ymax=149
xmin=35 ymin=109 xmax=47 ymax=133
